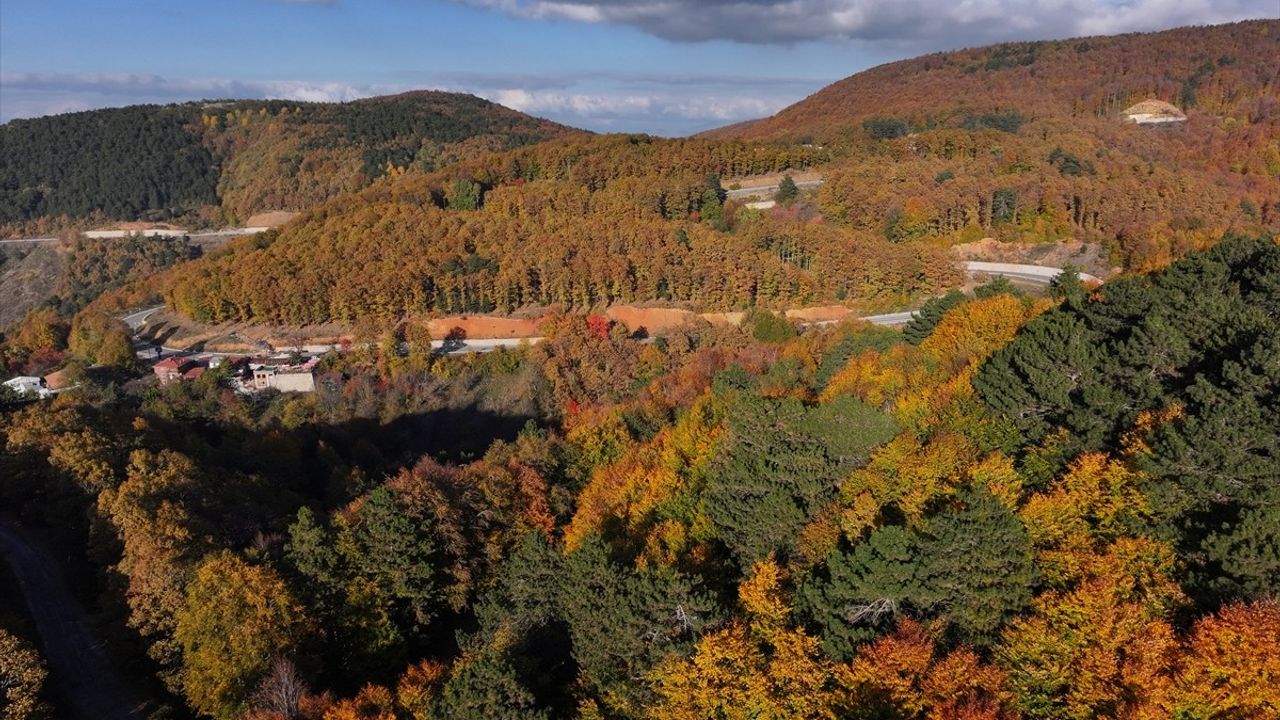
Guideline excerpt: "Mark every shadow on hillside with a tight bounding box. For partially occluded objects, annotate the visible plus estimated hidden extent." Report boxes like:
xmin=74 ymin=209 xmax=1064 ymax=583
xmin=367 ymin=403 xmax=535 ymax=463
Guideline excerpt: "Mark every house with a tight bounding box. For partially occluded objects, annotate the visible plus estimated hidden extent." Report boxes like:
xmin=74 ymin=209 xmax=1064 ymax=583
xmin=249 ymin=365 xmax=316 ymax=393
xmin=3 ymin=376 xmax=51 ymax=399
xmin=1122 ymin=99 xmax=1187 ymax=125
xmin=153 ymin=357 xmax=201 ymax=386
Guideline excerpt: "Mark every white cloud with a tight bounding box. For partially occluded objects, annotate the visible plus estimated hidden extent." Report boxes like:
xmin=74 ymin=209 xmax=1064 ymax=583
xmin=0 ymin=70 xmax=811 ymax=135
xmin=0 ymin=72 xmax=389 ymax=107
xmin=459 ymin=0 xmax=1277 ymax=45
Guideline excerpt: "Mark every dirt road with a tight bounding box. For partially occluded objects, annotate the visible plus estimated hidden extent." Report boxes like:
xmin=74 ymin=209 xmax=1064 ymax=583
xmin=0 ymin=518 xmax=146 ymax=720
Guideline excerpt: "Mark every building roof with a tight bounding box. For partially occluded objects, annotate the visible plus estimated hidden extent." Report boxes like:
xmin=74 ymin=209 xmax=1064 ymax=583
xmin=155 ymin=357 xmax=198 ymax=372
xmin=1122 ymin=99 xmax=1186 ymax=119
xmin=43 ymin=368 xmax=73 ymax=390
xmin=4 ymin=376 xmax=44 ymax=387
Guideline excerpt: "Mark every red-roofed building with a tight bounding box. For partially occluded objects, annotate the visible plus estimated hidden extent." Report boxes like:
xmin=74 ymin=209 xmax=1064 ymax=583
xmin=154 ymin=357 xmax=199 ymax=386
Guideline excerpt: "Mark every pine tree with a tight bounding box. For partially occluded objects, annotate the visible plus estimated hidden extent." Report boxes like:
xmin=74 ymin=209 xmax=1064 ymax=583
xmin=775 ymin=174 xmax=800 ymax=205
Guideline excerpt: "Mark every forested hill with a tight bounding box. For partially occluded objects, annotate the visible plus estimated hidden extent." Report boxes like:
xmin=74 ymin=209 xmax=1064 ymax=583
xmin=0 ymin=91 xmax=579 ymax=227
xmin=155 ymin=134 xmax=936 ymax=325
xmin=703 ymin=20 xmax=1279 ymax=141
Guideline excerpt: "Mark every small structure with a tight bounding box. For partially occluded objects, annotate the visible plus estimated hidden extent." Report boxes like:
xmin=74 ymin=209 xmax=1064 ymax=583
xmin=249 ymin=365 xmax=316 ymax=393
xmin=3 ymin=376 xmax=51 ymax=399
xmin=1122 ymin=99 xmax=1187 ymax=125
xmin=153 ymin=357 xmax=201 ymax=386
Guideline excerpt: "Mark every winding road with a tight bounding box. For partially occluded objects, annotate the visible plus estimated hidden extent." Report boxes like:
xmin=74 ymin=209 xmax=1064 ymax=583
xmin=0 ymin=518 xmax=146 ymax=720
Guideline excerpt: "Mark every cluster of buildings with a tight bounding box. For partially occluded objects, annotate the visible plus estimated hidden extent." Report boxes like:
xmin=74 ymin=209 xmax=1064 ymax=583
xmin=153 ymin=354 xmax=318 ymax=393
xmin=4 ymin=354 xmax=317 ymax=405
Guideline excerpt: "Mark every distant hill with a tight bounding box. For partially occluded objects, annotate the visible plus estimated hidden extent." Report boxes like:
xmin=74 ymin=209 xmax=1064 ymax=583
xmin=0 ymin=91 xmax=579 ymax=227
xmin=702 ymin=21 xmax=1279 ymax=273
xmin=702 ymin=20 xmax=1279 ymax=142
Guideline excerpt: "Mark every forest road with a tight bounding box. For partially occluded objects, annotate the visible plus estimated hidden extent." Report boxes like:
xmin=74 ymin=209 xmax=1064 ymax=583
xmin=0 ymin=517 xmax=147 ymax=720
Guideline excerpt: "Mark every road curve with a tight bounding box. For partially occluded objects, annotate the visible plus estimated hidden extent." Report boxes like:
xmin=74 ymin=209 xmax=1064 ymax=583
xmin=0 ymin=518 xmax=146 ymax=720
xmin=119 ymin=305 xmax=165 ymax=331
xmin=963 ymin=260 xmax=1101 ymax=284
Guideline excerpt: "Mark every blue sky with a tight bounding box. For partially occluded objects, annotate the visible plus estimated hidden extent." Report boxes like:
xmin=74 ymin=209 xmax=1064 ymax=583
xmin=1 ymin=0 xmax=1275 ymax=136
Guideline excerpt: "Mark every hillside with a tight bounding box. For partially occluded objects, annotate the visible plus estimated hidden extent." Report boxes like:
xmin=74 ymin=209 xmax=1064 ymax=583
xmin=703 ymin=20 xmax=1280 ymax=142
xmin=148 ymin=134 xmax=959 ymax=326
xmin=3 ymin=236 xmax=1277 ymax=719
xmin=696 ymin=21 xmax=1280 ymax=274
xmin=139 ymin=24 xmax=1280 ymax=331
xmin=0 ymin=91 xmax=579 ymax=228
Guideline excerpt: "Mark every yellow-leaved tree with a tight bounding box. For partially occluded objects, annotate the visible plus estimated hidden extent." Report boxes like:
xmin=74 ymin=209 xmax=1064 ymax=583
xmin=175 ymin=551 xmax=312 ymax=720
xmin=648 ymin=558 xmax=854 ymax=719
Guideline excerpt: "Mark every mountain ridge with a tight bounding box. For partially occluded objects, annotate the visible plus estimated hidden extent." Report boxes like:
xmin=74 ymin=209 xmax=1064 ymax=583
xmin=701 ymin=19 xmax=1280 ymax=141
xmin=0 ymin=90 xmax=583 ymax=229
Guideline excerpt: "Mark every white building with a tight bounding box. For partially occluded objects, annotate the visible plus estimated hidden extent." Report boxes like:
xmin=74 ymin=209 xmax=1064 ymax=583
xmin=3 ymin=376 xmax=51 ymax=399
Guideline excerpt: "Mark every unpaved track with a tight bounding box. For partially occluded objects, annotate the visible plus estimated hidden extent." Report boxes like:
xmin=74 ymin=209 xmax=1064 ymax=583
xmin=0 ymin=518 xmax=146 ymax=720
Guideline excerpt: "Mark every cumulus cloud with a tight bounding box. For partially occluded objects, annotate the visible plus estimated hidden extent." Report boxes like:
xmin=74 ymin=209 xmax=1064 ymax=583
xmin=459 ymin=0 xmax=1277 ymax=45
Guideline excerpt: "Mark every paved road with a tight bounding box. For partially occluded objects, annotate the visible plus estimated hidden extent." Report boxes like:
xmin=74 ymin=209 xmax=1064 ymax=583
xmin=963 ymin=260 xmax=1101 ymax=284
xmin=0 ymin=518 xmax=146 ymax=720
xmin=187 ymin=227 xmax=269 ymax=242
xmin=119 ymin=306 xmax=165 ymax=331
xmin=0 ymin=237 xmax=61 ymax=245
xmin=813 ymin=261 xmax=1098 ymax=327
xmin=726 ymin=178 xmax=824 ymax=199
xmin=2 ymin=227 xmax=269 ymax=245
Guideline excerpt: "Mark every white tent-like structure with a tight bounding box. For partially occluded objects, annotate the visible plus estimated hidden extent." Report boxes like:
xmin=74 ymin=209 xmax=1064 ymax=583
xmin=1123 ymin=99 xmax=1187 ymax=125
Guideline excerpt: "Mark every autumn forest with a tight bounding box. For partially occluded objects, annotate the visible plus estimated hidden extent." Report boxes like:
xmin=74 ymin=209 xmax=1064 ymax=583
xmin=1 ymin=18 xmax=1278 ymax=720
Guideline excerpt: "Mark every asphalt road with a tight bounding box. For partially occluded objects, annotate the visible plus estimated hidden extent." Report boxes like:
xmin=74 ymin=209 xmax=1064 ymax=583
xmin=0 ymin=237 xmax=60 ymax=245
xmin=0 ymin=518 xmax=146 ymax=720
xmin=725 ymin=178 xmax=825 ymax=199
xmin=120 ymin=306 xmax=165 ymax=331
xmin=1 ymin=227 xmax=268 ymax=245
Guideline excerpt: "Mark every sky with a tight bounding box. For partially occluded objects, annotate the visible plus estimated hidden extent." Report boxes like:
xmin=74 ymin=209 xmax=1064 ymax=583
xmin=1 ymin=0 xmax=1275 ymax=136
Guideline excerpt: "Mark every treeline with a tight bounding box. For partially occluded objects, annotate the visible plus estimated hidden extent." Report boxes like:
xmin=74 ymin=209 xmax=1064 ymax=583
xmin=0 ymin=91 xmax=576 ymax=226
xmin=1 ymin=238 xmax=1276 ymax=719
